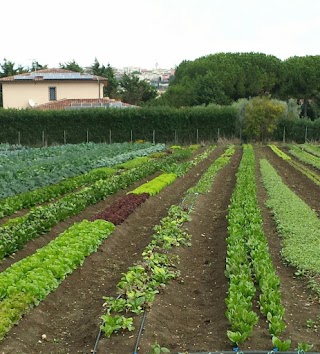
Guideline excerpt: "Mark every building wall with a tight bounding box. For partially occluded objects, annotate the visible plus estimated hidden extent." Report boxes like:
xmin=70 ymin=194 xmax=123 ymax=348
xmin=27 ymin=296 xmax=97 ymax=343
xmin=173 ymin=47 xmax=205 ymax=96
xmin=2 ymin=81 xmax=105 ymax=109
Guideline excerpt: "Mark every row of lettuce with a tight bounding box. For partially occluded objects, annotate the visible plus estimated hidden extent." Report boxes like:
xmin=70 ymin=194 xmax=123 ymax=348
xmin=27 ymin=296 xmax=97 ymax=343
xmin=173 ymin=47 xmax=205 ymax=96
xmin=226 ymin=144 xmax=319 ymax=351
xmin=225 ymin=144 xmax=289 ymax=350
xmin=0 ymin=143 xmax=222 ymax=341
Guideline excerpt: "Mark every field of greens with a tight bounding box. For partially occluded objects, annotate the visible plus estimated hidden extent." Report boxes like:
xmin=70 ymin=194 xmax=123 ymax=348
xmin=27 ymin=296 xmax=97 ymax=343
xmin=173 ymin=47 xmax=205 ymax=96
xmin=0 ymin=141 xmax=319 ymax=354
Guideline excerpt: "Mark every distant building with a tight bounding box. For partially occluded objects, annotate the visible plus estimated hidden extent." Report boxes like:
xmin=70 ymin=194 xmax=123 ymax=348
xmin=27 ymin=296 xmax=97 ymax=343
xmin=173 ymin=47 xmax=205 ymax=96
xmin=0 ymin=68 xmax=107 ymax=109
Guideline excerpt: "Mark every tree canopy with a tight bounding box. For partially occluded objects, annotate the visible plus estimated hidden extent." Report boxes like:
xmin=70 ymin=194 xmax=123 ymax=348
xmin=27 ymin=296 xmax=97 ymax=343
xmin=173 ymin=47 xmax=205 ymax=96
xmin=157 ymin=52 xmax=284 ymax=107
xmin=91 ymin=58 xmax=118 ymax=99
xmin=119 ymin=73 xmax=157 ymax=106
xmin=59 ymin=60 xmax=84 ymax=73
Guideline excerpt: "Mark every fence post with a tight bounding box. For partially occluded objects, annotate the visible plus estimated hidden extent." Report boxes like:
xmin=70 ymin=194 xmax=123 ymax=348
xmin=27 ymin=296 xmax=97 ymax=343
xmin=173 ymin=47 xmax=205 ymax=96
xmin=196 ymin=129 xmax=199 ymax=144
xmin=305 ymin=126 xmax=308 ymax=143
xmin=63 ymin=130 xmax=66 ymax=145
xmin=130 ymin=130 xmax=133 ymax=143
xmin=217 ymin=128 xmax=220 ymax=141
xmin=42 ymin=131 xmax=45 ymax=147
xmin=283 ymin=127 xmax=286 ymax=143
xmin=153 ymin=130 xmax=155 ymax=144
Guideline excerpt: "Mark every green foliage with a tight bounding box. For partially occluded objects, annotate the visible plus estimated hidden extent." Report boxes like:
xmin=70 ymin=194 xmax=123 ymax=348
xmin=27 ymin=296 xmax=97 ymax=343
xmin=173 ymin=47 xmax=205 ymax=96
xmin=116 ymin=156 xmax=150 ymax=169
xmin=149 ymin=342 xmax=170 ymax=354
xmin=243 ymin=96 xmax=286 ymax=141
xmin=119 ymin=73 xmax=157 ymax=105
xmin=272 ymin=336 xmax=291 ymax=351
xmin=159 ymin=52 xmax=284 ymax=107
xmin=268 ymin=144 xmax=291 ymax=160
xmin=226 ymin=145 xmax=287 ymax=347
xmin=59 ymin=60 xmax=83 ymax=73
xmin=130 ymin=173 xmax=177 ymax=196
xmin=0 ymin=219 xmax=115 ymax=339
xmin=286 ymin=98 xmax=301 ymax=120
xmin=100 ymin=313 xmax=134 ymax=337
xmin=260 ymin=159 xmax=320 ymax=273
xmin=0 ymin=58 xmax=26 ymax=77
xmin=0 ymin=105 xmax=237 ymax=145
xmin=286 ymin=143 xmax=320 ymax=170
xmin=227 ymin=330 xmax=250 ymax=346
xmin=282 ymin=55 xmax=320 ymax=118
xmin=91 ymin=58 xmax=119 ymax=99
xmin=296 ymin=342 xmax=314 ymax=352
xmin=0 ymin=151 xmax=185 ymax=259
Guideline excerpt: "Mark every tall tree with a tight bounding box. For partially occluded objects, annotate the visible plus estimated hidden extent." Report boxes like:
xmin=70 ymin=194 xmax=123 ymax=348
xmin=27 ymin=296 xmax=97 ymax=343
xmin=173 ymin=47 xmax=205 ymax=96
xmin=91 ymin=58 xmax=118 ymax=98
xmin=243 ymin=97 xmax=286 ymax=141
xmin=119 ymin=73 xmax=157 ymax=106
xmin=59 ymin=60 xmax=83 ymax=73
xmin=163 ymin=52 xmax=283 ymax=107
xmin=282 ymin=55 xmax=320 ymax=118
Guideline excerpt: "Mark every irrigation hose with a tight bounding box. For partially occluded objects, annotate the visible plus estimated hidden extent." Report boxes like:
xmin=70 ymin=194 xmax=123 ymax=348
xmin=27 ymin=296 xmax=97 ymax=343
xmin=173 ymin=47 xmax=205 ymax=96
xmin=133 ymin=309 xmax=148 ymax=354
xmin=91 ymin=294 xmax=123 ymax=354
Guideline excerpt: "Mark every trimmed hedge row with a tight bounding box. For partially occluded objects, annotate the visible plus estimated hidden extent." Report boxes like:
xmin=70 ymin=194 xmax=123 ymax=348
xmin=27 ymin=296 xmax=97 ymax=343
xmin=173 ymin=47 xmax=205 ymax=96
xmin=0 ymin=106 xmax=237 ymax=145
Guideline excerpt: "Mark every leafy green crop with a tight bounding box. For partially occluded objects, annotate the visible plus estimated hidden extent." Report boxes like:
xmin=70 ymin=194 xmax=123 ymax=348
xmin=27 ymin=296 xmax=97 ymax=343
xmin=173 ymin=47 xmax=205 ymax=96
xmin=0 ymin=219 xmax=115 ymax=340
xmin=260 ymin=159 xmax=320 ymax=274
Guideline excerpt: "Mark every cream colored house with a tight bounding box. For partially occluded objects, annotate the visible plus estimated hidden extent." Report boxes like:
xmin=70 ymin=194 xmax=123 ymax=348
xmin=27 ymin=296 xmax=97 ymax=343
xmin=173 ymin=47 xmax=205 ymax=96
xmin=0 ymin=68 xmax=108 ymax=109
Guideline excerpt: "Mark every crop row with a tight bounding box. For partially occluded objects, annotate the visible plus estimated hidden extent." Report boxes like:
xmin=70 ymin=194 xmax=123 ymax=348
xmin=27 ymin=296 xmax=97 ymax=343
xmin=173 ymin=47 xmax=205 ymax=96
xmin=268 ymin=145 xmax=320 ymax=187
xmin=226 ymin=145 xmax=288 ymax=349
xmin=299 ymin=143 xmax=320 ymax=158
xmin=286 ymin=144 xmax=320 ymax=170
xmin=260 ymin=159 xmax=320 ymax=275
xmin=0 ymin=219 xmax=115 ymax=340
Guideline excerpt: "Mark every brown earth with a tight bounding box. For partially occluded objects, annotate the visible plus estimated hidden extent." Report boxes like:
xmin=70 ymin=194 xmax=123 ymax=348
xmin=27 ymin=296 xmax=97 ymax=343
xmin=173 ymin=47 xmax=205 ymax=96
xmin=0 ymin=144 xmax=319 ymax=354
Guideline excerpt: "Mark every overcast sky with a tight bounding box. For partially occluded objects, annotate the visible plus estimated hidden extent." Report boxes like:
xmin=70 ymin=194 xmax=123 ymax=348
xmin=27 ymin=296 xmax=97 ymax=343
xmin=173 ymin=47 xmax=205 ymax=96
xmin=2 ymin=0 xmax=320 ymax=70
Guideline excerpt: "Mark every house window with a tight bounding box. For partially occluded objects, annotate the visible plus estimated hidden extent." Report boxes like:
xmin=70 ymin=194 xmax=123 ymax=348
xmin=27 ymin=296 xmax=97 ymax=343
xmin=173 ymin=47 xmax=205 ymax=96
xmin=49 ymin=87 xmax=57 ymax=101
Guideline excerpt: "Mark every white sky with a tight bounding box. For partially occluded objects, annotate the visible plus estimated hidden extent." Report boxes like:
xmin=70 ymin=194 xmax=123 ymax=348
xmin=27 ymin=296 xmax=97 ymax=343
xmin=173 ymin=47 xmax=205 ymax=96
xmin=2 ymin=0 xmax=320 ymax=70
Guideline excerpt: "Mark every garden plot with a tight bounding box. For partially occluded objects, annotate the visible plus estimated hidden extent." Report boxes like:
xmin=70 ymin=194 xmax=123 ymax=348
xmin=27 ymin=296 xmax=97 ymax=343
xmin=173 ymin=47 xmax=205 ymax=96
xmin=0 ymin=144 xmax=319 ymax=353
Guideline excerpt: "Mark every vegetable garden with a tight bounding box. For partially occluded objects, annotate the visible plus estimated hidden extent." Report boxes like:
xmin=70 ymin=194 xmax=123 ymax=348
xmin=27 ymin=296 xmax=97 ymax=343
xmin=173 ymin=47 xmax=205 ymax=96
xmin=0 ymin=141 xmax=319 ymax=354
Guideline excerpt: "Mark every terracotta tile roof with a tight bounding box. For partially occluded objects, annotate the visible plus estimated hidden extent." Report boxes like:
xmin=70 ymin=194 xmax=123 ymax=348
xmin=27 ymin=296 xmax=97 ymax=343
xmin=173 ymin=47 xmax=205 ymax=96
xmin=0 ymin=68 xmax=107 ymax=82
xmin=34 ymin=98 xmax=136 ymax=110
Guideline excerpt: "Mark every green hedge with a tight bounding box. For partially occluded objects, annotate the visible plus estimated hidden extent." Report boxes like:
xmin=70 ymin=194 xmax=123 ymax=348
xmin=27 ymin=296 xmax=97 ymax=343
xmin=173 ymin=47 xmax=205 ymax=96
xmin=274 ymin=118 xmax=320 ymax=143
xmin=0 ymin=106 xmax=237 ymax=146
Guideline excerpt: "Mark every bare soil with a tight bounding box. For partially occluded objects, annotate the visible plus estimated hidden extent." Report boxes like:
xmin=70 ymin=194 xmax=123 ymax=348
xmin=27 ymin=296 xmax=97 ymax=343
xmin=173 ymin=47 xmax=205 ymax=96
xmin=0 ymin=144 xmax=319 ymax=354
